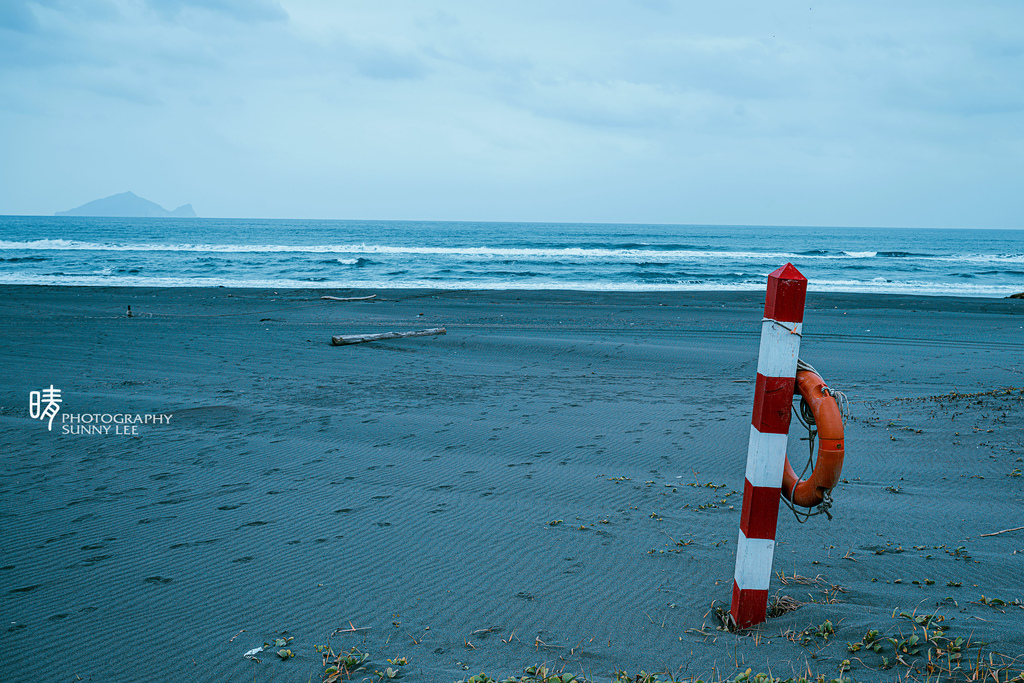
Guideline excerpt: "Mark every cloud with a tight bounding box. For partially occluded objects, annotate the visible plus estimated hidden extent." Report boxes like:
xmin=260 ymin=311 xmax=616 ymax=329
xmin=1 ymin=1 xmax=1022 ymax=227
xmin=333 ymin=38 xmax=429 ymax=81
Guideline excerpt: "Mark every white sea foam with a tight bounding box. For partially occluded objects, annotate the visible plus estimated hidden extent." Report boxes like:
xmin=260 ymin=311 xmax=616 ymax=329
xmin=3 ymin=239 xmax=1022 ymax=264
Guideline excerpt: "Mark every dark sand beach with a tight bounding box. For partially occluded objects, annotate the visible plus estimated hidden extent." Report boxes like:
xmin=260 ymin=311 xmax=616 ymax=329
xmin=1 ymin=286 xmax=1022 ymax=682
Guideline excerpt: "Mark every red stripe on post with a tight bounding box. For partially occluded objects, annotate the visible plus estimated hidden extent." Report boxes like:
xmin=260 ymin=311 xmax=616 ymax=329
xmin=764 ymin=263 xmax=807 ymax=324
xmin=739 ymin=479 xmax=782 ymax=539
xmin=751 ymin=373 xmax=796 ymax=434
xmin=731 ymin=581 xmax=770 ymax=630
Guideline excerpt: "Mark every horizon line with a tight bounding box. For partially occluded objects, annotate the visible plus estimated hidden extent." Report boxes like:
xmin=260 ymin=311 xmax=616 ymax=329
xmin=1 ymin=214 xmax=1021 ymax=231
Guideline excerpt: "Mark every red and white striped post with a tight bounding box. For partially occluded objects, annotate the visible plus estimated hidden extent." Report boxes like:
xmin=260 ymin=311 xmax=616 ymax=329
xmin=730 ymin=263 xmax=807 ymax=629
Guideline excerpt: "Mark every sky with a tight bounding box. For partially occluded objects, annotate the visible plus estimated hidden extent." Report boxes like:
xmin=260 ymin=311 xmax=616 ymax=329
xmin=1 ymin=1 xmax=1022 ymax=228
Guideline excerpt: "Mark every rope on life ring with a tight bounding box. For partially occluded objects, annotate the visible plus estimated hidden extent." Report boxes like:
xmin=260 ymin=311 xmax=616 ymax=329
xmin=782 ymin=367 xmax=846 ymax=515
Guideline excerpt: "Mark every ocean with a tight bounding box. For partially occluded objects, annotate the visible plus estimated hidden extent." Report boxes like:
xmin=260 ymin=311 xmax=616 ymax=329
xmin=1 ymin=216 xmax=1022 ymax=296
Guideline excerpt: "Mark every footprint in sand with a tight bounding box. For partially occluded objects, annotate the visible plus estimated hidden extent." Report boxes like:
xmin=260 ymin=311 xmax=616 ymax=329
xmin=143 ymin=576 xmax=173 ymax=585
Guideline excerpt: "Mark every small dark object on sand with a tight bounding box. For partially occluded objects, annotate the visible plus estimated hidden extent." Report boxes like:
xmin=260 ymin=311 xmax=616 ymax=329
xmin=126 ymin=305 xmax=133 ymax=317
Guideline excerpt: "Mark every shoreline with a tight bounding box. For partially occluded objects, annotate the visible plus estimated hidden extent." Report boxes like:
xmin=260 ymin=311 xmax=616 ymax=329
xmin=2 ymin=285 xmax=1022 ymax=682
xmin=3 ymin=282 xmax=1024 ymax=304
xmin=1 ymin=282 xmax=1022 ymax=299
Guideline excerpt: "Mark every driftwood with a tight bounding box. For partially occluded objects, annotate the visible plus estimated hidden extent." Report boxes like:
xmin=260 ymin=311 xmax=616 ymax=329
xmin=979 ymin=525 xmax=1024 ymax=537
xmin=331 ymin=327 xmax=446 ymax=346
xmin=321 ymin=295 xmax=377 ymax=302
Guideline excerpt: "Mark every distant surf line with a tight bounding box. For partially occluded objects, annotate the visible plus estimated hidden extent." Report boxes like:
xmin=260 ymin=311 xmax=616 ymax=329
xmin=2 ymin=240 xmax=1022 ymax=264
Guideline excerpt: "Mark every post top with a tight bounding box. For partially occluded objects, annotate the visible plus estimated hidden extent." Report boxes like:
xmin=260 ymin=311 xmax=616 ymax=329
xmin=768 ymin=262 xmax=806 ymax=282
xmin=764 ymin=262 xmax=807 ymax=323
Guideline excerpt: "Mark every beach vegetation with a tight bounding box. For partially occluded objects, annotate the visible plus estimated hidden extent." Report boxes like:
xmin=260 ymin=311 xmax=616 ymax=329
xmin=720 ymin=673 xmax=848 ymax=683
xmin=772 ymin=573 xmax=845 ymax=607
xmin=820 ymin=607 xmax=1024 ymax=681
xmin=889 ymin=386 xmax=1024 ymax=404
xmin=454 ymin=646 xmax=1024 ymax=683
xmin=976 ymin=595 xmax=1024 ymax=608
xmin=459 ymin=665 xmax=585 ymax=683
xmin=317 ymin=645 xmax=370 ymax=682
xmin=252 ymin=635 xmax=295 ymax=661
xmin=614 ymin=671 xmax=667 ymax=682
xmin=685 ymin=481 xmax=729 ymax=491
xmin=783 ymin=619 xmax=835 ymax=647
xmin=768 ymin=595 xmax=805 ymax=618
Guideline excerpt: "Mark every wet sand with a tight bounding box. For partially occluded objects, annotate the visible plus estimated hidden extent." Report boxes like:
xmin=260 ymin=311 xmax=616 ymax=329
xmin=1 ymin=286 xmax=1022 ymax=682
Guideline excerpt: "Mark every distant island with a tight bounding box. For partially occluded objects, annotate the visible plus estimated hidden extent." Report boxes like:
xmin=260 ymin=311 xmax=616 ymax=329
xmin=55 ymin=191 xmax=197 ymax=217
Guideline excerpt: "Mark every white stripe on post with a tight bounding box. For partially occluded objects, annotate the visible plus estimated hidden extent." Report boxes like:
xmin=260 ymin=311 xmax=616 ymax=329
xmin=730 ymin=263 xmax=807 ymax=629
xmin=744 ymin=428 xmax=788 ymax=488
xmin=756 ymin=321 xmax=802 ymax=378
xmin=734 ymin=531 xmax=775 ymax=591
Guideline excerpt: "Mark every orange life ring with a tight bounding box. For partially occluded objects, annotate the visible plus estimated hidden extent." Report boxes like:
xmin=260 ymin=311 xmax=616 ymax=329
xmin=782 ymin=370 xmax=845 ymax=507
